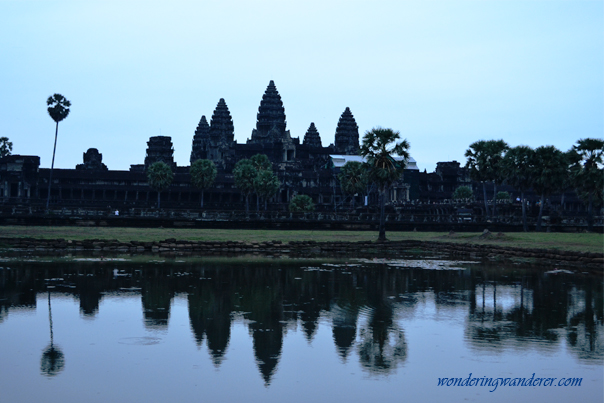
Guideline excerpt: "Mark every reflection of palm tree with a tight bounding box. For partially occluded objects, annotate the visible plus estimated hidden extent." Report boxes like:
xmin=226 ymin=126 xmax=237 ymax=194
xmin=41 ymin=291 xmax=64 ymax=377
xmin=358 ymin=296 xmax=407 ymax=373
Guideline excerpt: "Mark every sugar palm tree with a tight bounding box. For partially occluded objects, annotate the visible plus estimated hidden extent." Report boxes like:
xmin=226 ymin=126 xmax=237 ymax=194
xmin=501 ymin=145 xmax=535 ymax=231
xmin=570 ymin=138 xmax=604 ymax=231
xmin=254 ymin=169 xmax=280 ymax=211
xmin=147 ymin=161 xmax=174 ymax=209
xmin=190 ymin=159 xmax=217 ymax=208
xmin=464 ymin=139 xmax=508 ymax=219
xmin=338 ymin=161 xmax=368 ymax=210
xmin=250 ymin=154 xmax=272 ymax=211
xmin=360 ymin=127 xmax=410 ymax=242
xmin=532 ymin=146 xmax=568 ymax=231
xmin=46 ymin=94 xmax=71 ymax=209
xmin=233 ymin=159 xmax=256 ymax=213
xmin=41 ymin=291 xmax=65 ymax=377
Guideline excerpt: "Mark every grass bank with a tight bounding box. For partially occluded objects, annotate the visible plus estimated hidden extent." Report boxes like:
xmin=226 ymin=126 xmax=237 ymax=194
xmin=0 ymin=226 xmax=602 ymax=254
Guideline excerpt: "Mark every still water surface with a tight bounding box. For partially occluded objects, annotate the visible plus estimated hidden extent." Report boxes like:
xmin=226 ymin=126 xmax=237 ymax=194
xmin=0 ymin=256 xmax=602 ymax=402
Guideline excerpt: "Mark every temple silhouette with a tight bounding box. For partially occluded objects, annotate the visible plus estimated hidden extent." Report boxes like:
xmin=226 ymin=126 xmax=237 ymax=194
xmin=0 ymin=81 xmax=420 ymax=211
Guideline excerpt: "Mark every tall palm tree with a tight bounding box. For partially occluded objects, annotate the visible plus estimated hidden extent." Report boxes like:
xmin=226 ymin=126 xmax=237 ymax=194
xmin=570 ymin=138 xmax=604 ymax=231
xmin=464 ymin=139 xmax=508 ymax=219
xmin=250 ymin=154 xmax=272 ymax=211
xmin=147 ymin=161 xmax=174 ymax=209
xmin=532 ymin=146 xmax=568 ymax=231
xmin=41 ymin=291 xmax=65 ymax=377
xmin=338 ymin=161 xmax=368 ymax=210
xmin=46 ymin=94 xmax=71 ymax=209
xmin=190 ymin=159 xmax=217 ymax=208
xmin=254 ymin=169 xmax=280 ymax=211
xmin=360 ymin=127 xmax=410 ymax=242
xmin=501 ymin=146 xmax=535 ymax=231
xmin=233 ymin=159 xmax=256 ymax=214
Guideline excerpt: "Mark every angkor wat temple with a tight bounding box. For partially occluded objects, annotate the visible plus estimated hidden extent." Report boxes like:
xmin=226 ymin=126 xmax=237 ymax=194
xmin=0 ymin=80 xmax=590 ymax=222
xmin=0 ymin=81 xmax=421 ymax=211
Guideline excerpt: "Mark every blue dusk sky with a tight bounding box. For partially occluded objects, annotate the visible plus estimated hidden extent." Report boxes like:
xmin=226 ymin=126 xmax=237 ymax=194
xmin=2 ymin=0 xmax=602 ymax=172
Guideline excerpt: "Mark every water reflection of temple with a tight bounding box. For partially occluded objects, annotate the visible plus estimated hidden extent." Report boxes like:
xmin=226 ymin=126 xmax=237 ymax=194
xmin=0 ymin=261 xmax=601 ymax=383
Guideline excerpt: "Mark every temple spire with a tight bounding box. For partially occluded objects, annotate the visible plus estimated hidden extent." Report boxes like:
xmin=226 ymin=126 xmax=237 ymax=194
xmin=251 ymin=80 xmax=287 ymax=143
xmin=190 ymin=115 xmax=210 ymax=163
xmin=303 ymin=123 xmax=322 ymax=148
xmin=210 ymin=99 xmax=234 ymax=144
xmin=334 ymin=107 xmax=359 ymax=155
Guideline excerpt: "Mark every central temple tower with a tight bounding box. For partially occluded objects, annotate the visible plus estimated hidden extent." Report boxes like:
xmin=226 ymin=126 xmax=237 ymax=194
xmin=248 ymin=81 xmax=296 ymax=162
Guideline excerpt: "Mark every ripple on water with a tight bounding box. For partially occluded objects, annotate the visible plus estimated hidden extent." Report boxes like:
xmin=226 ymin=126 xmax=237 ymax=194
xmin=118 ymin=337 xmax=162 ymax=346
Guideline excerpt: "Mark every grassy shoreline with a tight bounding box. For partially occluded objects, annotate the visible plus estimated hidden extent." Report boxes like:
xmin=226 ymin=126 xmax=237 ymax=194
xmin=0 ymin=226 xmax=602 ymax=254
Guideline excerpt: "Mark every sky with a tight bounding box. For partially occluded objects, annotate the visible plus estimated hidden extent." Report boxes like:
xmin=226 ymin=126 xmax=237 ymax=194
xmin=2 ymin=0 xmax=602 ymax=172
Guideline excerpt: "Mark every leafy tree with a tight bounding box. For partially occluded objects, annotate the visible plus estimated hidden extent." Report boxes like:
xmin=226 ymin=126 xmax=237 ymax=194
xmin=452 ymin=185 xmax=473 ymax=201
xmin=289 ymin=194 xmax=315 ymax=213
xmin=496 ymin=191 xmax=510 ymax=201
xmin=569 ymin=138 xmax=604 ymax=231
xmin=0 ymin=137 xmax=12 ymax=158
xmin=360 ymin=127 xmax=410 ymax=242
xmin=464 ymin=139 xmax=508 ymax=219
xmin=532 ymin=145 xmax=568 ymax=232
xmin=233 ymin=159 xmax=256 ymax=213
xmin=147 ymin=161 xmax=174 ymax=209
xmin=338 ymin=161 xmax=368 ymax=210
xmin=190 ymin=159 xmax=217 ymax=208
xmin=46 ymin=93 xmax=71 ymax=209
xmin=500 ymin=145 xmax=535 ymax=232
xmin=254 ymin=169 xmax=280 ymax=210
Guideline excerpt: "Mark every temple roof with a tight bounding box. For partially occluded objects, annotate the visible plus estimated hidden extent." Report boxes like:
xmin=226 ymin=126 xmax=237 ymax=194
xmin=190 ymin=115 xmax=210 ymax=163
xmin=303 ymin=122 xmax=322 ymax=148
xmin=209 ymin=99 xmax=234 ymax=143
xmin=334 ymin=107 xmax=359 ymax=155
xmin=253 ymin=80 xmax=287 ymax=142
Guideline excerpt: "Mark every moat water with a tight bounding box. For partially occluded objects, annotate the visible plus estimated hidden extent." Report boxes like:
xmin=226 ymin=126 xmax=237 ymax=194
xmin=0 ymin=255 xmax=602 ymax=403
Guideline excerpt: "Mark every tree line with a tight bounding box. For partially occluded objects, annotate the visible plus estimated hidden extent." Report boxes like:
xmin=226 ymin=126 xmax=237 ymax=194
xmin=463 ymin=139 xmax=603 ymax=232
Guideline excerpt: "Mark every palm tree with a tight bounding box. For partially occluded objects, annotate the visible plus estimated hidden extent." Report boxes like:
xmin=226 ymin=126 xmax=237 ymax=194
xmin=254 ymin=169 xmax=280 ymax=210
xmin=46 ymin=93 xmax=71 ymax=209
xmin=250 ymin=154 xmax=272 ymax=211
xmin=360 ymin=127 xmax=410 ymax=242
xmin=338 ymin=161 xmax=368 ymax=210
xmin=190 ymin=159 xmax=217 ymax=208
xmin=532 ymin=146 xmax=568 ymax=231
xmin=501 ymin=146 xmax=535 ymax=232
xmin=41 ymin=291 xmax=65 ymax=377
xmin=570 ymin=138 xmax=604 ymax=231
xmin=233 ymin=159 xmax=256 ymax=213
xmin=147 ymin=161 xmax=174 ymax=209
xmin=464 ymin=139 xmax=508 ymax=219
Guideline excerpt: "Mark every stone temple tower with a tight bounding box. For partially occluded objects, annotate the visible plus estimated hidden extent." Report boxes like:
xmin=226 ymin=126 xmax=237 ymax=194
xmin=303 ymin=123 xmax=322 ymax=148
xmin=207 ymin=98 xmax=235 ymax=166
xmin=334 ymin=107 xmax=359 ymax=155
xmin=190 ymin=115 xmax=210 ymax=163
xmin=249 ymin=80 xmax=296 ymax=162
xmin=250 ymin=80 xmax=287 ymax=143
